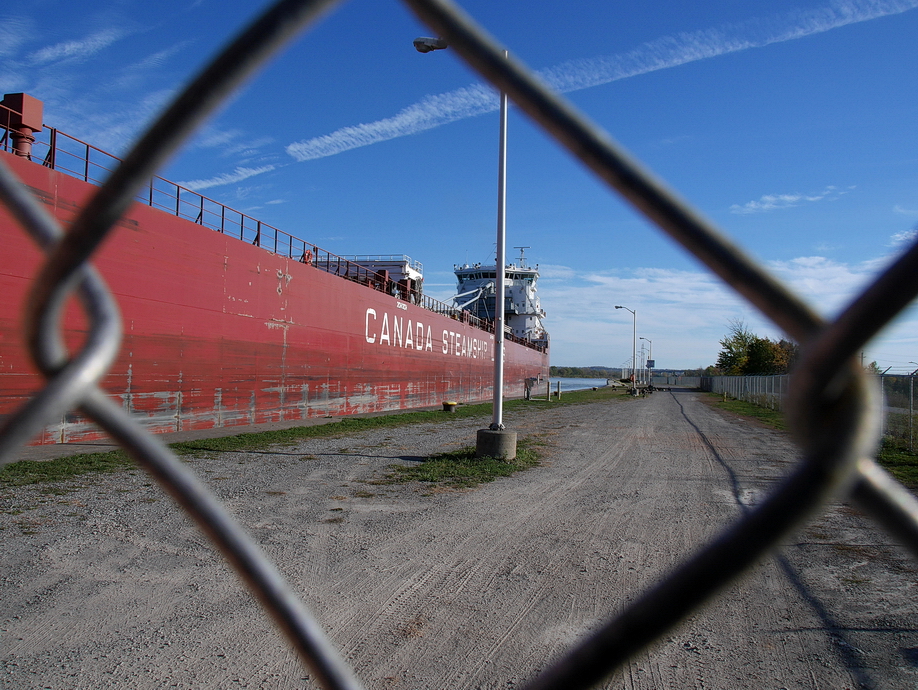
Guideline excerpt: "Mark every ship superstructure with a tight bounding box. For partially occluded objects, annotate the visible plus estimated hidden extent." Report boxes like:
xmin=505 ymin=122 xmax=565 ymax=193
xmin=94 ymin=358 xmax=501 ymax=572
xmin=333 ymin=255 xmax=423 ymax=302
xmin=453 ymin=247 xmax=548 ymax=349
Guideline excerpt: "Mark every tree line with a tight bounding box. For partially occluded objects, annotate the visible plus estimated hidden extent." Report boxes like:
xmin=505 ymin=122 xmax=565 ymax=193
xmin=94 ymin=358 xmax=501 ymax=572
xmin=549 ymin=366 xmax=617 ymax=378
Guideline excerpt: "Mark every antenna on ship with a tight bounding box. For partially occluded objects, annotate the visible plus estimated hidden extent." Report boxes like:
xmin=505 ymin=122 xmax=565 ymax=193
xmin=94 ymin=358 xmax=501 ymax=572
xmin=513 ymin=246 xmax=530 ymax=267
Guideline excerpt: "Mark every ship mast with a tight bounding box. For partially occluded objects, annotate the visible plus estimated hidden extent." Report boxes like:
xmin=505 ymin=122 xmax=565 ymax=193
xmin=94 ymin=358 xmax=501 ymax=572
xmin=514 ymin=246 xmax=530 ymax=267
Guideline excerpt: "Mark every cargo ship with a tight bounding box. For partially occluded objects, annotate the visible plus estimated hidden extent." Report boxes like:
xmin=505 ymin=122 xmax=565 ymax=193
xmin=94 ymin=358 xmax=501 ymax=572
xmin=0 ymin=93 xmax=549 ymax=445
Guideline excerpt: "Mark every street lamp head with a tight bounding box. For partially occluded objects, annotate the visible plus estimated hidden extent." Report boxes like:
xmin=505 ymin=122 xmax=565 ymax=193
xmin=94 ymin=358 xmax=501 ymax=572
xmin=413 ymin=37 xmax=448 ymax=53
xmin=615 ymin=305 xmax=622 ymax=309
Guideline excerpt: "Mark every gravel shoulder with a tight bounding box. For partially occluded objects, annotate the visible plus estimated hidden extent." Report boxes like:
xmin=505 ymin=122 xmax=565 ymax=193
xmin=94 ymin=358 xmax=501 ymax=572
xmin=2 ymin=389 xmax=917 ymax=689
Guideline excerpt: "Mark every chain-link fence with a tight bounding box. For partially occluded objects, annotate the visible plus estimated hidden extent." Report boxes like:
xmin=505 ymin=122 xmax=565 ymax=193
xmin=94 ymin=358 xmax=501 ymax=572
xmin=701 ymin=374 xmax=790 ymax=411
xmin=877 ymin=374 xmax=918 ymax=452
xmin=2 ymin=1 xmax=918 ymax=689
xmin=701 ymin=374 xmax=916 ymax=451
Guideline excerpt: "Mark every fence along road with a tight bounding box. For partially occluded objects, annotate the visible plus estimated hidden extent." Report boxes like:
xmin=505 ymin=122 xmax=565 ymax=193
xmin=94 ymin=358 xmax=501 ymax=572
xmin=702 ymin=374 xmax=918 ymax=450
xmin=2 ymin=390 xmax=915 ymax=688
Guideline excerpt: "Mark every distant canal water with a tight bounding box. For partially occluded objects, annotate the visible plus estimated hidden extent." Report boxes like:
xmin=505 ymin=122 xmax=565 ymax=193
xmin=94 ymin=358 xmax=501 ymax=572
xmin=547 ymin=377 xmax=611 ymax=392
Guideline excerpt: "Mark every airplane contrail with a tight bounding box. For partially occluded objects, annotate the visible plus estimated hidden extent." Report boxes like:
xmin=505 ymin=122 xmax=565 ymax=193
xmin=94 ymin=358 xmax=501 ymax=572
xmin=286 ymin=0 xmax=918 ymax=163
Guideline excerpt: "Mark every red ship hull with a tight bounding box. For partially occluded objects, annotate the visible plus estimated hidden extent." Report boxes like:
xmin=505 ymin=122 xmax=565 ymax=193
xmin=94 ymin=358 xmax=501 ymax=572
xmin=0 ymin=152 xmax=549 ymax=445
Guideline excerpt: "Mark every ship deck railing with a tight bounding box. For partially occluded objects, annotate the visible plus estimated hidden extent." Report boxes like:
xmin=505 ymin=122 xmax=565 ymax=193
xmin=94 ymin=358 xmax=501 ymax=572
xmin=0 ymin=106 xmax=546 ymax=354
xmin=336 ymin=254 xmax=423 ymax=274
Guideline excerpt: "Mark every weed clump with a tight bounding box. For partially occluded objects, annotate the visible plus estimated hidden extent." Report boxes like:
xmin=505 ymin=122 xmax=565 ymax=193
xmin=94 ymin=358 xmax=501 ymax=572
xmin=384 ymin=440 xmax=540 ymax=489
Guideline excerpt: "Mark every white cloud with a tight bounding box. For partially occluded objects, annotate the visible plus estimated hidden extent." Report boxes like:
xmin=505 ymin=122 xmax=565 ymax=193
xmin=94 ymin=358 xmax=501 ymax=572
xmin=112 ymin=41 xmax=193 ymax=91
xmin=193 ymin=128 xmax=274 ymax=159
xmin=890 ymin=228 xmax=918 ymax=245
xmin=0 ymin=17 xmax=31 ymax=58
xmin=197 ymin=128 xmax=245 ymax=149
xmin=58 ymin=88 xmax=175 ymax=155
xmin=29 ymin=28 xmax=128 ymax=65
xmin=536 ymin=267 xmax=750 ymax=366
xmin=536 ymin=264 xmax=578 ymax=280
xmin=535 ymin=247 xmax=918 ymax=366
xmin=132 ymin=41 xmax=191 ymax=71
xmin=177 ymin=165 xmax=276 ymax=191
xmin=285 ymin=0 xmax=918 ymax=162
xmin=730 ymin=193 xmax=812 ymax=214
xmin=766 ymin=255 xmax=877 ymax=316
xmin=729 ymin=186 xmax=853 ymax=214
xmin=286 ymin=84 xmax=496 ymax=162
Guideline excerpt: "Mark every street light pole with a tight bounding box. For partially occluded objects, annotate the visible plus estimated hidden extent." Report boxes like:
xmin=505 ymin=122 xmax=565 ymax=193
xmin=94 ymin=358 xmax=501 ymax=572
xmin=416 ymin=38 xmax=516 ymax=456
xmin=615 ymin=305 xmax=636 ymax=394
xmin=491 ymin=50 xmax=509 ymax=432
xmin=640 ymin=336 xmax=653 ymax=387
xmin=637 ymin=338 xmax=647 ymax=384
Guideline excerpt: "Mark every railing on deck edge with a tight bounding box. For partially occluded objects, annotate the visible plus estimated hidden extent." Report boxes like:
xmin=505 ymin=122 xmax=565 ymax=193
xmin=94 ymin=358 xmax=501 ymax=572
xmin=0 ymin=103 xmax=546 ymax=355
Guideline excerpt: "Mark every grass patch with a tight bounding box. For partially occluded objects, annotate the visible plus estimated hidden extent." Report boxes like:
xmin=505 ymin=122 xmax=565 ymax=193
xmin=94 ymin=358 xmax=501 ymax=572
xmin=0 ymin=384 xmax=621 ymax=486
xmin=0 ymin=450 xmax=132 ymax=487
xmin=383 ymin=438 xmax=541 ymax=489
xmin=167 ymin=390 xmax=624 ymax=457
xmin=706 ymin=394 xmax=787 ymax=431
xmin=167 ymin=406 xmax=510 ymax=457
xmin=876 ymin=440 xmax=918 ymax=490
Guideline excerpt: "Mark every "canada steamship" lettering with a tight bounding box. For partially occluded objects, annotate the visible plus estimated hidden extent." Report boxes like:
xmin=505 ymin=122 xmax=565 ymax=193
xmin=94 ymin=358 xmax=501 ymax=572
xmin=365 ymin=307 xmax=491 ymax=359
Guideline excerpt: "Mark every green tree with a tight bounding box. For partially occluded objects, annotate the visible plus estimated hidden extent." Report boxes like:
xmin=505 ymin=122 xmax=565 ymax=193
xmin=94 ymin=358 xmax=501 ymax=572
xmin=774 ymin=338 xmax=799 ymax=374
xmin=715 ymin=320 xmax=797 ymax=375
xmin=865 ymin=360 xmax=883 ymax=375
xmin=716 ymin=320 xmax=755 ymax=374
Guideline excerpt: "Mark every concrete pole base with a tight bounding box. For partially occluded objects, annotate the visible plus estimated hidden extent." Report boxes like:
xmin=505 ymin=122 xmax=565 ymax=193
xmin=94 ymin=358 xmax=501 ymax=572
xmin=476 ymin=429 xmax=517 ymax=460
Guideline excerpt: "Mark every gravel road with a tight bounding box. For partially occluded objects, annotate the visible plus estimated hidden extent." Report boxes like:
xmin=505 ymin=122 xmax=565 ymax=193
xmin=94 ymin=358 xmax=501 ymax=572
xmin=2 ymin=389 xmax=917 ymax=689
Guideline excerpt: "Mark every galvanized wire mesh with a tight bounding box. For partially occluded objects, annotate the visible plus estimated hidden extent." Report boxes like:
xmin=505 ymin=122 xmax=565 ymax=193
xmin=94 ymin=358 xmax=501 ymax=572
xmin=701 ymin=374 xmax=916 ymax=451
xmin=2 ymin=0 xmax=918 ymax=688
xmin=879 ymin=374 xmax=918 ymax=451
xmin=702 ymin=375 xmax=790 ymax=411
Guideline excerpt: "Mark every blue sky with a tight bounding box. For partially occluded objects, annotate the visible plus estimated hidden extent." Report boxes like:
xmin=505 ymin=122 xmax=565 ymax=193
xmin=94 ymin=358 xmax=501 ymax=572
xmin=3 ymin=0 xmax=918 ymax=371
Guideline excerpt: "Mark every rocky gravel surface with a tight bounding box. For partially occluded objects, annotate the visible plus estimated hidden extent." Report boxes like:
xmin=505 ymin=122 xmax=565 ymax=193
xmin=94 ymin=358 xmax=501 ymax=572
xmin=2 ymin=389 xmax=917 ymax=689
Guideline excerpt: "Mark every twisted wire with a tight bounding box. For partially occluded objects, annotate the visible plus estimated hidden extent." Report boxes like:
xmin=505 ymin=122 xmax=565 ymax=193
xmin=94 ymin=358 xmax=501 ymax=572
xmin=1 ymin=1 xmax=363 ymax=688
xmin=0 ymin=161 xmax=121 ymax=458
xmin=2 ymin=0 xmax=917 ymax=688
xmin=401 ymin=0 xmax=917 ymax=686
